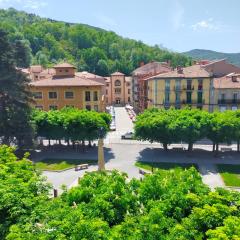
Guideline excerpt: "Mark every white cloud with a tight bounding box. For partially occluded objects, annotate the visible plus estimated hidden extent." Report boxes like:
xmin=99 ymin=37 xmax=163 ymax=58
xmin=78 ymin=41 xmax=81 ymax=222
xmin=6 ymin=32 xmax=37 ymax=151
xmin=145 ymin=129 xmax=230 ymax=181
xmin=191 ymin=18 xmax=220 ymax=31
xmin=0 ymin=0 xmax=47 ymax=9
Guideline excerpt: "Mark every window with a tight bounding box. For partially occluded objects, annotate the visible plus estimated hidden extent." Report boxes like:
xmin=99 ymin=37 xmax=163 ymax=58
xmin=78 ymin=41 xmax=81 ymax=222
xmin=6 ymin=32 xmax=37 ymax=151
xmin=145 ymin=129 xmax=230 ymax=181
xmin=106 ymin=89 xmax=108 ymax=95
xmin=107 ymin=83 xmax=109 ymax=87
xmin=33 ymin=92 xmax=42 ymax=99
xmin=128 ymin=89 xmax=131 ymax=94
xmin=175 ymin=92 xmax=180 ymax=103
xmin=126 ymin=82 xmax=130 ymax=87
xmin=49 ymin=92 xmax=57 ymax=99
xmin=128 ymin=97 xmax=131 ymax=102
xmin=220 ymin=93 xmax=225 ymax=104
xmin=49 ymin=105 xmax=58 ymax=110
xmin=115 ymin=80 xmax=121 ymax=86
xmin=94 ymin=105 xmax=98 ymax=111
xmin=186 ymin=92 xmax=192 ymax=104
xmin=115 ymin=88 xmax=121 ymax=94
xmin=86 ymin=105 xmax=91 ymax=111
xmin=165 ymin=92 xmax=170 ymax=103
xmin=175 ymin=79 xmax=181 ymax=91
xmin=220 ymin=106 xmax=226 ymax=112
xmin=93 ymin=91 xmax=98 ymax=101
xmin=233 ymin=93 xmax=238 ymax=103
xmin=165 ymin=80 xmax=170 ymax=91
xmin=35 ymin=105 xmax=43 ymax=110
xmin=198 ymin=79 xmax=203 ymax=90
xmin=65 ymin=69 xmax=69 ymax=73
xmin=197 ymin=92 xmax=203 ymax=104
xmin=187 ymin=79 xmax=192 ymax=90
xmin=85 ymin=91 xmax=91 ymax=101
xmin=106 ymin=97 xmax=108 ymax=103
xmin=65 ymin=91 xmax=74 ymax=99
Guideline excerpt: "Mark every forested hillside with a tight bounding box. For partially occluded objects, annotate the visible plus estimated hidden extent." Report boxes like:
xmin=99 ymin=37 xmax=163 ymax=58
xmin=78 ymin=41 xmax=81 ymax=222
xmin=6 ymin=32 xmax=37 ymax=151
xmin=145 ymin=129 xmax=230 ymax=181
xmin=0 ymin=8 xmax=191 ymax=75
xmin=183 ymin=49 xmax=240 ymax=67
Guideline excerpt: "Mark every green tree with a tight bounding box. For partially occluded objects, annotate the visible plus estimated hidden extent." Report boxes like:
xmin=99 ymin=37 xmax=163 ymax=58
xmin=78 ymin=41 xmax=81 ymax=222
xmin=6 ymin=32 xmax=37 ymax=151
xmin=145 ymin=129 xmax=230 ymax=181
xmin=14 ymin=39 xmax=32 ymax=67
xmin=0 ymin=29 xmax=34 ymax=148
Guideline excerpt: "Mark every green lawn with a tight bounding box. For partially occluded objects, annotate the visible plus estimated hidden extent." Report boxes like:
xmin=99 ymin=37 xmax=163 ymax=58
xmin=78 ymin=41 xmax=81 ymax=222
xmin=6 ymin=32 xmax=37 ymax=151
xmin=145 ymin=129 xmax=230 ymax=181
xmin=135 ymin=161 xmax=198 ymax=172
xmin=217 ymin=164 xmax=240 ymax=187
xmin=34 ymin=159 xmax=97 ymax=171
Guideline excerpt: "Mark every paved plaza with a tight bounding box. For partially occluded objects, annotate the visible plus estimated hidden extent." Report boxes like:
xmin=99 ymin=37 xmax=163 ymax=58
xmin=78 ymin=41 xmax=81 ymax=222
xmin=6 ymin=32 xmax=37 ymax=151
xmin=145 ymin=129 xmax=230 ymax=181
xmin=34 ymin=107 xmax=240 ymax=192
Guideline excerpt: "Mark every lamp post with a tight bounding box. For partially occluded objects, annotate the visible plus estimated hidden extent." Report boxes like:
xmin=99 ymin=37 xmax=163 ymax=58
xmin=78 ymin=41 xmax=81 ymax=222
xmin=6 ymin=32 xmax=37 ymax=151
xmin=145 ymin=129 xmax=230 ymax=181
xmin=98 ymin=127 xmax=105 ymax=171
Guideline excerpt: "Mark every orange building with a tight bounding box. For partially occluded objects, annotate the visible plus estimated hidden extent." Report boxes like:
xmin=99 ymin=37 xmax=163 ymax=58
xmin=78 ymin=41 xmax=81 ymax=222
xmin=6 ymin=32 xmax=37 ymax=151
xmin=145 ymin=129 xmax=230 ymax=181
xmin=28 ymin=63 xmax=105 ymax=111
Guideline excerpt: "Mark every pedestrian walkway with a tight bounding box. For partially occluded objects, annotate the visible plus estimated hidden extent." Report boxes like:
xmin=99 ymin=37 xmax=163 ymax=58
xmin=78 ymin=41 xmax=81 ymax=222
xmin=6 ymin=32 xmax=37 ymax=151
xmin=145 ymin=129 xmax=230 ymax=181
xmin=198 ymin=163 xmax=225 ymax=190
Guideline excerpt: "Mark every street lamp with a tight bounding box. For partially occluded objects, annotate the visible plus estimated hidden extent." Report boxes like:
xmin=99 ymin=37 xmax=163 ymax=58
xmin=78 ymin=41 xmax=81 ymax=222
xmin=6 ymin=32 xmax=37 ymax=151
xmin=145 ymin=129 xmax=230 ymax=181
xmin=98 ymin=127 xmax=105 ymax=171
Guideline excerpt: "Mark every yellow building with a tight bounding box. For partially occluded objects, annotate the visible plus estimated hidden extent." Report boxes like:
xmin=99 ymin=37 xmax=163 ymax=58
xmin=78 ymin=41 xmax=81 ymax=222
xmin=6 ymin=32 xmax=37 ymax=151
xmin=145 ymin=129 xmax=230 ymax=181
xmin=147 ymin=64 xmax=213 ymax=111
xmin=29 ymin=63 xmax=105 ymax=111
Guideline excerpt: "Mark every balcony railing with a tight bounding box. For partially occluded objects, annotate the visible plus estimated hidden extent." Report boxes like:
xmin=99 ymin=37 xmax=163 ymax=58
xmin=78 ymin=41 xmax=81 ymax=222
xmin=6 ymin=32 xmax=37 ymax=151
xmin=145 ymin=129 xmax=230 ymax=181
xmin=218 ymin=99 xmax=240 ymax=104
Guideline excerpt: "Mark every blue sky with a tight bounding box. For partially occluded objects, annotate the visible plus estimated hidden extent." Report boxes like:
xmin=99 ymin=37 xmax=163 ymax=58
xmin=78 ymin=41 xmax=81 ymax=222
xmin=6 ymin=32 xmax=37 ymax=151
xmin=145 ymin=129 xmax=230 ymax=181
xmin=0 ymin=0 xmax=240 ymax=53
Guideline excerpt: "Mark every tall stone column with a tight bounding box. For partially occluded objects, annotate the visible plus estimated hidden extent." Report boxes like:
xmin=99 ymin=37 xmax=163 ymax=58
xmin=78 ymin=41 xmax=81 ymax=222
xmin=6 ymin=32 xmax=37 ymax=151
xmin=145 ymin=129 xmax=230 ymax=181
xmin=98 ymin=138 xmax=105 ymax=171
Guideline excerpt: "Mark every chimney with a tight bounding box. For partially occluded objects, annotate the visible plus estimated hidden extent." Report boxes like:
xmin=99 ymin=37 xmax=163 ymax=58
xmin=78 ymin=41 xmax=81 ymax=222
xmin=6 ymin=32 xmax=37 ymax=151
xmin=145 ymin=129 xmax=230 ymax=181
xmin=232 ymin=75 xmax=237 ymax=82
xmin=177 ymin=66 xmax=183 ymax=74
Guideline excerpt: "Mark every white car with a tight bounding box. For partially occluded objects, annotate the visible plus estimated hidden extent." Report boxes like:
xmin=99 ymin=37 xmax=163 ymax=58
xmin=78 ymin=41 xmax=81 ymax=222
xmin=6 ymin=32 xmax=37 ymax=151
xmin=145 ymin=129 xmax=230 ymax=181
xmin=121 ymin=132 xmax=134 ymax=139
xmin=110 ymin=123 xmax=116 ymax=131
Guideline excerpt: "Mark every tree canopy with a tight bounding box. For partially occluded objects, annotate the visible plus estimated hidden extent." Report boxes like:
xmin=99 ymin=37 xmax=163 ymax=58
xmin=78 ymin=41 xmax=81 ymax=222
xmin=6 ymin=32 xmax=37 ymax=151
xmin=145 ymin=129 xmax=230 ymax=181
xmin=2 ymin=145 xmax=240 ymax=239
xmin=0 ymin=8 xmax=192 ymax=75
xmin=135 ymin=108 xmax=240 ymax=152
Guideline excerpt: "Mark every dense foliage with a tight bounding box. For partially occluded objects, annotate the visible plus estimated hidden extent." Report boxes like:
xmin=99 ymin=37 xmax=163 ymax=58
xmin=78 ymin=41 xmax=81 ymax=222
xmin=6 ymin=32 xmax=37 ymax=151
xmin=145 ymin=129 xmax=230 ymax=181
xmin=0 ymin=29 xmax=33 ymax=148
xmin=0 ymin=145 xmax=50 ymax=239
xmin=2 ymin=145 xmax=240 ymax=239
xmin=32 ymin=108 xmax=111 ymax=144
xmin=0 ymin=8 xmax=191 ymax=75
xmin=135 ymin=108 xmax=240 ymax=152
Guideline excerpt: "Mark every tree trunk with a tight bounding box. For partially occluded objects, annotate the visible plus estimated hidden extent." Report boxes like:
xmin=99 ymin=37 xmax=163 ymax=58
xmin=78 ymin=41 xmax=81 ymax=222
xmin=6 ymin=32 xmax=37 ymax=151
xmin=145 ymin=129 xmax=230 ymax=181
xmin=67 ymin=140 xmax=70 ymax=146
xmin=237 ymin=140 xmax=240 ymax=152
xmin=212 ymin=143 xmax=215 ymax=152
xmin=163 ymin=143 xmax=168 ymax=151
xmin=58 ymin=139 xmax=61 ymax=145
xmin=188 ymin=143 xmax=193 ymax=151
xmin=214 ymin=143 xmax=219 ymax=157
xmin=48 ymin=139 xmax=51 ymax=146
xmin=88 ymin=140 xmax=92 ymax=147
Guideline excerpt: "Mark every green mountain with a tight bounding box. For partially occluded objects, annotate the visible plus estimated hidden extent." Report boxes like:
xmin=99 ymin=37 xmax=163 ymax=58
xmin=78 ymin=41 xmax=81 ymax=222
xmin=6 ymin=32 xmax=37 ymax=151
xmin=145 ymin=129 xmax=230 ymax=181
xmin=183 ymin=49 xmax=240 ymax=67
xmin=0 ymin=8 xmax=191 ymax=75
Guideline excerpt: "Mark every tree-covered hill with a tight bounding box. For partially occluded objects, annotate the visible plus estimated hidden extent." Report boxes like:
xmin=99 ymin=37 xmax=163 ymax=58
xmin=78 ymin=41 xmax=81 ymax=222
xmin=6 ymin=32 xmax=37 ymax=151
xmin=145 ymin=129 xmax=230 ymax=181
xmin=0 ymin=8 xmax=191 ymax=75
xmin=183 ymin=49 xmax=240 ymax=67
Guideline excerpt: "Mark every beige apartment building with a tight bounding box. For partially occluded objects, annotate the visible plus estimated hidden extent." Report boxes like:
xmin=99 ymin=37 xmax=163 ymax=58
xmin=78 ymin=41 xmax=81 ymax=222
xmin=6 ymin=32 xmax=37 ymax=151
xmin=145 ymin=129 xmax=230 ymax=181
xmin=105 ymin=72 xmax=132 ymax=106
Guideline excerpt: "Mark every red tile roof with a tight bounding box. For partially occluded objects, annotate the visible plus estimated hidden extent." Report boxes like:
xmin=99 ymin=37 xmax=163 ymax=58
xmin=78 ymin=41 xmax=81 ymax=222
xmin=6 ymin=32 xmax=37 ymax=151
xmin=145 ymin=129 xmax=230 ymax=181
xmin=146 ymin=65 xmax=211 ymax=80
xmin=214 ymin=74 xmax=240 ymax=89
xmin=53 ymin=63 xmax=76 ymax=68
xmin=29 ymin=76 xmax=104 ymax=87
xmin=132 ymin=61 xmax=171 ymax=75
xmin=30 ymin=65 xmax=43 ymax=73
xmin=111 ymin=71 xmax=125 ymax=76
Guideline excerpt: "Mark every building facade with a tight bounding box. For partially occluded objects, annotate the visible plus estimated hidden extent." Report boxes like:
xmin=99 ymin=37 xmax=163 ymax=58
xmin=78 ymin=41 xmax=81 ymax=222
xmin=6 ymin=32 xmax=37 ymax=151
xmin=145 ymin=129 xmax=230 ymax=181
xmin=213 ymin=73 xmax=240 ymax=111
xmin=105 ymin=72 xmax=132 ymax=106
xmin=132 ymin=61 xmax=172 ymax=112
xmin=147 ymin=65 xmax=212 ymax=111
xmin=147 ymin=60 xmax=240 ymax=112
xmin=28 ymin=63 xmax=105 ymax=111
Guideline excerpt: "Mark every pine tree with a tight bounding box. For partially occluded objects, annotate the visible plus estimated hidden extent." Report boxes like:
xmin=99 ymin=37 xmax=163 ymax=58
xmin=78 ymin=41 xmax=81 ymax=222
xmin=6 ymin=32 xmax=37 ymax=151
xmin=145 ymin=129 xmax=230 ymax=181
xmin=0 ymin=29 xmax=33 ymax=148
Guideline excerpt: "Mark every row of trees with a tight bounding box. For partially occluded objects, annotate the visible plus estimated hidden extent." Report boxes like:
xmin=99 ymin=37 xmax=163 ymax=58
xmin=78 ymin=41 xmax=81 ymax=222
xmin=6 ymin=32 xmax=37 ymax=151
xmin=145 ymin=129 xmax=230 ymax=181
xmin=32 ymin=108 xmax=111 ymax=146
xmin=0 ymin=8 xmax=192 ymax=75
xmin=2 ymin=145 xmax=240 ymax=239
xmin=135 ymin=108 xmax=240 ymax=153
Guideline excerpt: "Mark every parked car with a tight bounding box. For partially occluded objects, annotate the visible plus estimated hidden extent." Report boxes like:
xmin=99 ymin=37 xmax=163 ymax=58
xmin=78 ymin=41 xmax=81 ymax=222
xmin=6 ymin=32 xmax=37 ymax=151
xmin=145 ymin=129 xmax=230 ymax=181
xmin=110 ymin=123 xmax=116 ymax=131
xmin=121 ymin=132 xmax=134 ymax=139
